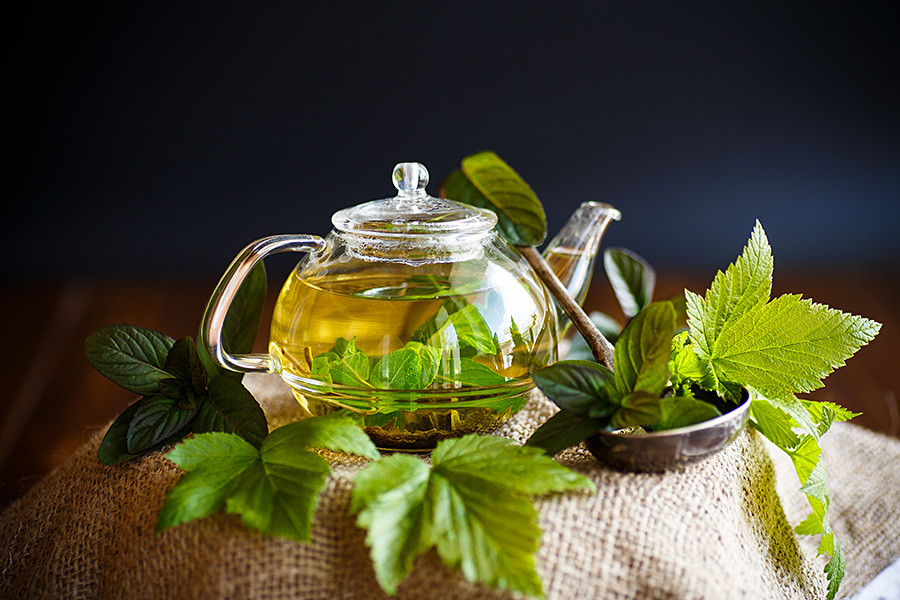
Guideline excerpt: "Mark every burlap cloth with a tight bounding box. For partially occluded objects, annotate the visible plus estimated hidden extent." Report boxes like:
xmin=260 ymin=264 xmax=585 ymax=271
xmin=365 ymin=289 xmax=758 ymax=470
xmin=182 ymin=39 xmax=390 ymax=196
xmin=2 ymin=374 xmax=898 ymax=599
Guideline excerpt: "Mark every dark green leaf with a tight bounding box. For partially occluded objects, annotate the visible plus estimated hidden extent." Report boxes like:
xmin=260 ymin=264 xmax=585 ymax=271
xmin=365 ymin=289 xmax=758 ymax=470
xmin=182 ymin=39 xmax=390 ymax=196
xmin=604 ymin=248 xmax=655 ymax=318
xmin=443 ymin=151 xmax=547 ymax=246
xmin=192 ymin=375 xmax=268 ymax=448
xmin=98 ymin=396 xmax=189 ymax=464
xmin=165 ymin=336 xmax=206 ymax=392
xmin=613 ymin=301 xmax=677 ymax=397
xmin=198 ymin=262 xmax=267 ymax=382
xmin=533 ymin=360 xmax=618 ymax=418
xmin=524 ymin=409 xmax=605 ymax=456
xmin=127 ymin=393 xmax=199 ymax=454
xmin=371 ymin=342 xmax=442 ymax=390
xmin=85 ymin=325 xmax=175 ymax=395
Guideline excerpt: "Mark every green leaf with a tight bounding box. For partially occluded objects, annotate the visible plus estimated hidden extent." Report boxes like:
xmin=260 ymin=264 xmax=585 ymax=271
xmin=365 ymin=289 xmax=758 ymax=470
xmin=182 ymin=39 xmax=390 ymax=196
xmin=437 ymin=357 xmax=507 ymax=387
xmin=156 ymin=432 xmax=259 ymax=531
xmin=532 ymin=360 xmax=618 ymax=419
xmin=192 ymin=376 xmax=268 ymax=448
xmin=443 ymin=151 xmax=547 ymax=246
xmin=351 ymin=454 xmax=434 ymax=595
xmin=613 ymin=301 xmax=677 ymax=397
xmin=85 ymin=325 xmax=175 ymax=395
xmin=415 ymin=300 xmax=498 ymax=356
xmin=604 ymin=247 xmax=655 ymax=318
xmin=165 ymin=337 xmax=206 ymax=393
xmin=705 ymin=294 xmax=881 ymax=397
xmin=657 ymin=394 xmax=722 ymax=430
xmin=686 ymin=220 xmax=773 ymax=358
xmin=98 ymin=396 xmax=189 ymax=465
xmin=198 ymin=262 xmax=267 ymax=382
xmin=611 ymin=391 xmax=662 ymax=430
xmin=749 ymin=397 xmax=801 ymax=449
xmin=669 ymin=331 xmax=717 ymax=393
xmin=351 ymin=434 xmax=593 ymax=598
xmin=159 ymin=412 xmax=378 ymax=540
xmin=314 ymin=337 xmax=373 ymax=387
xmin=264 ymin=410 xmax=380 ymax=461
xmin=371 ymin=342 xmax=442 ymax=390
xmin=127 ymin=393 xmax=199 ymax=453
xmin=686 ymin=222 xmax=881 ymax=400
xmin=524 ymin=410 xmax=605 ymax=456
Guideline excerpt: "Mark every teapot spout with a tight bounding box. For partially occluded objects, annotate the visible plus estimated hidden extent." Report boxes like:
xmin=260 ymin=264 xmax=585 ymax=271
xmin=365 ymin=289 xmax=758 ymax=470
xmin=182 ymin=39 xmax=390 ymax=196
xmin=541 ymin=201 xmax=621 ymax=308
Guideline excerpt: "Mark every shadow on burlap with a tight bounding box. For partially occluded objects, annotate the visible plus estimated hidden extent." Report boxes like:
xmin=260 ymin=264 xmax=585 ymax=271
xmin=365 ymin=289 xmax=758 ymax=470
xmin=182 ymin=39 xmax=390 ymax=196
xmin=2 ymin=374 xmax=898 ymax=599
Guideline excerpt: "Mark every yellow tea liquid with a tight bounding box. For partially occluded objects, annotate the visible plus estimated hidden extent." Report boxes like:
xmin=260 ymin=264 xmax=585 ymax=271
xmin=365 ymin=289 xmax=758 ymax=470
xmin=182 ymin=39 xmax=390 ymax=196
xmin=269 ymin=265 xmax=557 ymax=449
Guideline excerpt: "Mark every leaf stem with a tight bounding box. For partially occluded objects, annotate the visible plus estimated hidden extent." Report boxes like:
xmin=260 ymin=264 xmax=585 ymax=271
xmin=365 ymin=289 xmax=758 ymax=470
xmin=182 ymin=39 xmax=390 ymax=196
xmin=518 ymin=246 xmax=615 ymax=370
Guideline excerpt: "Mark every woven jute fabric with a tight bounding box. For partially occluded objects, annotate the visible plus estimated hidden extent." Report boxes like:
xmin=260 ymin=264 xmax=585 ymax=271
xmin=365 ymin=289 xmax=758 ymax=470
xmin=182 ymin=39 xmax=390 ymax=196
xmin=2 ymin=374 xmax=899 ymax=600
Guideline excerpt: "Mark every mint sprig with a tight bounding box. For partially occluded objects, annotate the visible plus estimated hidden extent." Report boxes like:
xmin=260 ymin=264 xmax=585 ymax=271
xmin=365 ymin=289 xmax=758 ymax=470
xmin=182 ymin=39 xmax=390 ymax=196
xmin=87 ymin=263 xmax=269 ymax=464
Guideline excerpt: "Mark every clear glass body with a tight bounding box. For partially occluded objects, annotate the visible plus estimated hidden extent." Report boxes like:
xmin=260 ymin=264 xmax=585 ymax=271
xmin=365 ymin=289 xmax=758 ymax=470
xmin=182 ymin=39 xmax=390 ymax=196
xmin=270 ymin=230 xmax=559 ymax=450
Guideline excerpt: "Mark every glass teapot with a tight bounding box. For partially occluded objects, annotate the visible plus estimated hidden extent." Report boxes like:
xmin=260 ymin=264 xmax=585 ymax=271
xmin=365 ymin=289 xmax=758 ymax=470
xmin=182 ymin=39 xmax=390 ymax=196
xmin=201 ymin=162 xmax=620 ymax=450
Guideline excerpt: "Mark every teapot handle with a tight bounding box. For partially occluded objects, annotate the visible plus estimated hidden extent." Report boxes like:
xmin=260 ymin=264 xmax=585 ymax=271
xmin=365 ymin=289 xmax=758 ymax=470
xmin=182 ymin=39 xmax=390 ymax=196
xmin=200 ymin=234 xmax=326 ymax=374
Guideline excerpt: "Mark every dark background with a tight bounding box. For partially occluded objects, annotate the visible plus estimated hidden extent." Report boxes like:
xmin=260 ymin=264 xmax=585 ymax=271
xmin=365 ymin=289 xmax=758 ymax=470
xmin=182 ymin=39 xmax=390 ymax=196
xmin=5 ymin=2 xmax=899 ymax=279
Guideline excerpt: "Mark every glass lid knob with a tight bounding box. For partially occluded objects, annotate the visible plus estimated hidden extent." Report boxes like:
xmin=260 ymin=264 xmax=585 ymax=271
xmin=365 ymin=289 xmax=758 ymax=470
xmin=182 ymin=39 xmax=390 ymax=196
xmin=392 ymin=162 xmax=429 ymax=197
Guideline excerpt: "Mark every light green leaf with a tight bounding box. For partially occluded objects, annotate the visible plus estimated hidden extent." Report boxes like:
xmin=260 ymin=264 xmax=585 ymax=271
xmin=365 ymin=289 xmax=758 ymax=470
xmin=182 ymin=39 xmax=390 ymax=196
xmin=156 ymin=432 xmax=259 ymax=531
xmin=443 ymin=151 xmax=547 ymax=247
xmin=686 ymin=220 xmax=773 ymax=358
xmin=604 ymin=247 xmax=655 ymax=318
xmin=749 ymin=397 xmax=801 ymax=449
xmin=436 ymin=357 xmax=507 ymax=387
xmin=371 ymin=342 xmax=442 ymax=390
xmin=613 ymin=301 xmax=677 ymax=397
xmin=351 ymin=454 xmax=435 ymax=595
xmin=657 ymin=394 xmax=721 ymax=430
xmin=158 ymin=412 xmax=378 ymax=540
xmin=351 ymin=434 xmax=593 ymax=598
xmin=708 ymin=294 xmax=881 ymax=397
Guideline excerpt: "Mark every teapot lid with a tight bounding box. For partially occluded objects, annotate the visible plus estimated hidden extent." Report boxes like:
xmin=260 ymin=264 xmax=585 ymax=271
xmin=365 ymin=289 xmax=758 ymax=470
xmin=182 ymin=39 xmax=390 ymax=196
xmin=331 ymin=162 xmax=497 ymax=237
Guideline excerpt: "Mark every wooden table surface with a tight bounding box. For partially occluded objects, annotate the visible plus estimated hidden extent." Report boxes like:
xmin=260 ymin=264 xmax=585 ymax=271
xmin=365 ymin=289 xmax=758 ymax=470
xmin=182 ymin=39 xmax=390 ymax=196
xmin=2 ymin=268 xmax=897 ymax=508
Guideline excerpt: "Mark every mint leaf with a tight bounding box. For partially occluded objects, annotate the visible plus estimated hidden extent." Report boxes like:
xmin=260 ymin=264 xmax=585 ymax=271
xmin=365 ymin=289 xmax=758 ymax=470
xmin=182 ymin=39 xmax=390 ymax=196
xmin=85 ymin=325 xmax=175 ymax=395
xmin=604 ymin=247 xmax=655 ymax=318
xmin=414 ymin=300 xmax=497 ymax=356
xmin=371 ymin=342 xmax=442 ymax=390
xmin=613 ymin=301 xmax=677 ymax=397
xmin=192 ymin=375 xmax=268 ymax=448
xmin=159 ymin=411 xmax=378 ymax=539
xmin=164 ymin=336 xmax=206 ymax=393
xmin=127 ymin=393 xmax=199 ymax=454
xmin=437 ymin=357 xmax=507 ymax=387
xmin=611 ymin=391 xmax=663 ymax=430
xmin=98 ymin=396 xmax=188 ymax=465
xmin=524 ymin=410 xmax=605 ymax=456
xmin=443 ymin=151 xmax=547 ymax=247
xmin=658 ymin=394 xmax=721 ymax=430
xmin=314 ymin=337 xmax=372 ymax=387
xmin=532 ymin=360 xmax=618 ymax=419
xmin=351 ymin=434 xmax=593 ymax=597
